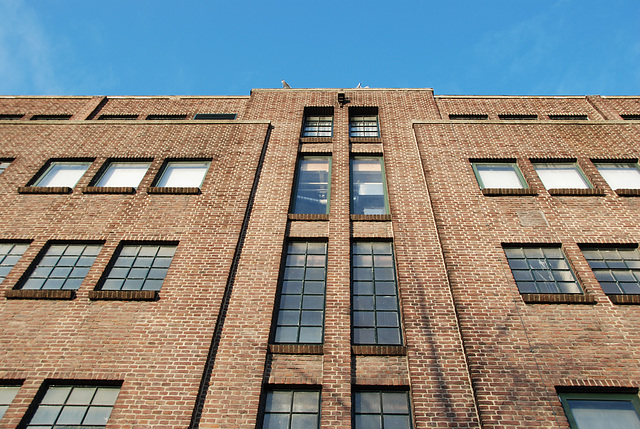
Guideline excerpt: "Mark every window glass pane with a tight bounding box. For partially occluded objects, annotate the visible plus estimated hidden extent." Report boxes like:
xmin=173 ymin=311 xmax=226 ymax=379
xmin=568 ymin=399 xmax=640 ymax=429
xmin=95 ymin=162 xmax=150 ymax=187
xmin=262 ymin=389 xmax=320 ymax=429
xmin=0 ymin=161 xmax=10 ymax=175
xmin=35 ymin=162 xmax=90 ymax=187
xmin=533 ymin=163 xmax=591 ymax=189
xmin=156 ymin=161 xmax=210 ymax=187
xmin=100 ymin=244 xmax=176 ymax=291
xmin=474 ymin=163 xmax=525 ymax=189
xmin=22 ymin=244 xmax=101 ymax=290
xmin=0 ymin=386 xmax=19 ymax=420
xmin=0 ymin=243 xmax=28 ymax=284
xmin=504 ymin=246 xmax=582 ymax=294
xmin=351 ymin=158 xmax=389 ymax=215
xmin=595 ymin=163 xmax=640 ymax=190
xmin=582 ymin=247 xmax=640 ymax=295
xmin=354 ymin=391 xmax=411 ymax=429
xmin=292 ymin=157 xmax=331 ymax=214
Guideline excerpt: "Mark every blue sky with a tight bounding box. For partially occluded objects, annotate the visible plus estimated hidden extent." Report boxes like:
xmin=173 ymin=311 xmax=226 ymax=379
xmin=0 ymin=0 xmax=638 ymax=96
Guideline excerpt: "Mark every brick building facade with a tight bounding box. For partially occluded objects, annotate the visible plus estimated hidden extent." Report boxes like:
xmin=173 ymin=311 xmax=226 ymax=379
xmin=0 ymin=89 xmax=639 ymax=428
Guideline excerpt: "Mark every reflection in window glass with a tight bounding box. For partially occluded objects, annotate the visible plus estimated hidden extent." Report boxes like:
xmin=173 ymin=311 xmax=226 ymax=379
xmin=0 ymin=242 xmax=29 ymax=284
xmin=504 ymin=246 xmax=581 ymax=294
xmin=0 ymin=161 xmax=10 ymax=175
xmin=560 ymin=393 xmax=640 ymax=429
xmin=351 ymin=157 xmax=389 ymax=215
xmin=261 ymin=389 xmax=320 ymax=429
xmin=156 ymin=161 xmax=210 ymax=188
xmin=595 ymin=163 xmax=640 ymax=190
xmin=95 ymin=162 xmax=150 ymax=188
xmin=100 ymin=244 xmax=177 ymax=291
xmin=473 ymin=163 xmax=526 ymax=189
xmin=302 ymin=115 xmax=332 ymax=137
xmin=35 ymin=162 xmax=91 ymax=187
xmin=292 ymin=157 xmax=331 ymax=214
xmin=533 ymin=163 xmax=591 ymax=189
xmin=581 ymin=247 xmax=640 ymax=295
xmin=350 ymin=115 xmax=380 ymax=137
xmin=354 ymin=391 xmax=412 ymax=429
xmin=0 ymin=386 xmax=20 ymax=420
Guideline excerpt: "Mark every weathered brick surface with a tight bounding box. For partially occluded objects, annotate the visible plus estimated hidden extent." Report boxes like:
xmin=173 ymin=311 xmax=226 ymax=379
xmin=1 ymin=92 xmax=639 ymax=428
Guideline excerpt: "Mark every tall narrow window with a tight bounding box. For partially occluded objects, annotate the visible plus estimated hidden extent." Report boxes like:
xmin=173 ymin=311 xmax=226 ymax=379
xmin=559 ymin=392 xmax=640 ymax=429
xmin=0 ymin=242 xmax=29 ymax=284
xmin=351 ymin=157 xmax=389 ymax=215
xmin=24 ymin=384 xmax=120 ymax=428
xmin=594 ymin=162 xmax=640 ymax=190
xmin=353 ymin=390 xmax=412 ymax=429
xmin=273 ymin=242 xmax=327 ymax=344
xmin=260 ymin=389 xmax=321 ymax=429
xmin=352 ymin=242 xmax=402 ymax=345
xmin=94 ymin=161 xmax=150 ymax=188
xmin=532 ymin=162 xmax=591 ymax=189
xmin=301 ymin=107 xmax=333 ymax=138
xmin=33 ymin=161 xmax=91 ymax=188
xmin=350 ymin=107 xmax=380 ymax=137
xmin=291 ymin=157 xmax=331 ymax=214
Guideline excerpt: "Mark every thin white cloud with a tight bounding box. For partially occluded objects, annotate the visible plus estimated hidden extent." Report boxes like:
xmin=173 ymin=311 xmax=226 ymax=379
xmin=0 ymin=0 xmax=62 ymax=94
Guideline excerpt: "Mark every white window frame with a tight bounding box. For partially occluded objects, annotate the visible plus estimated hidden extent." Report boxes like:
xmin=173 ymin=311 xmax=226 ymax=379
xmin=533 ymin=162 xmax=592 ymax=190
xmin=155 ymin=161 xmax=210 ymax=188
xmin=95 ymin=161 xmax=151 ymax=188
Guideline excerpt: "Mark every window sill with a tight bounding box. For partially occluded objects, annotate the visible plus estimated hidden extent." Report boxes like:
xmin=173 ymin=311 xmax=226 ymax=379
xmin=82 ymin=186 xmax=136 ymax=194
xmin=608 ymin=294 xmax=640 ymax=305
xmin=5 ymin=289 xmax=75 ymax=300
xmin=482 ymin=188 xmax=537 ymax=196
xmin=615 ymin=189 xmax=640 ymax=197
xmin=88 ymin=290 xmax=158 ymax=301
xmin=521 ymin=293 xmax=596 ymax=304
xmin=18 ymin=186 xmax=72 ymax=194
xmin=350 ymin=137 xmax=382 ymax=143
xmin=352 ymin=345 xmax=407 ymax=356
xmin=351 ymin=214 xmax=392 ymax=221
xmin=547 ymin=188 xmax=605 ymax=196
xmin=147 ymin=186 xmax=201 ymax=195
xmin=288 ymin=213 xmax=329 ymax=221
xmin=300 ymin=137 xmax=332 ymax=144
xmin=269 ymin=344 xmax=323 ymax=355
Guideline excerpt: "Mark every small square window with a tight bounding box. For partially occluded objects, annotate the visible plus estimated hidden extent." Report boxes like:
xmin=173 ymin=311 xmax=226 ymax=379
xmin=94 ymin=161 xmax=151 ymax=188
xmin=260 ymin=388 xmax=320 ymax=429
xmin=472 ymin=162 xmax=527 ymax=189
xmin=582 ymin=246 xmax=640 ymax=295
xmin=559 ymin=392 xmax=640 ymax=429
xmin=20 ymin=243 xmax=102 ymax=290
xmin=291 ymin=157 xmax=331 ymax=215
xmin=594 ymin=162 xmax=640 ymax=190
xmin=33 ymin=161 xmax=91 ymax=188
xmin=302 ymin=108 xmax=333 ymax=138
xmin=155 ymin=161 xmax=210 ymax=188
xmin=350 ymin=157 xmax=389 ymax=215
xmin=0 ymin=242 xmax=29 ymax=284
xmin=0 ymin=385 xmax=20 ymax=420
xmin=353 ymin=390 xmax=412 ymax=429
xmin=532 ymin=162 xmax=592 ymax=190
xmin=0 ymin=161 xmax=10 ymax=175
xmin=352 ymin=242 xmax=402 ymax=345
xmin=99 ymin=244 xmax=177 ymax=292
xmin=350 ymin=108 xmax=380 ymax=137
xmin=25 ymin=384 xmax=119 ymax=428
xmin=504 ymin=246 xmax=582 ymax=294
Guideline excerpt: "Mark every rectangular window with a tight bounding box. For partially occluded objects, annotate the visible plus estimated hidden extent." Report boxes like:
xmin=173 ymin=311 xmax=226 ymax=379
xmin=194 ymin=113 xmax=237 ymax=120
xmin=0 ymin=242 xmax=29 ymax=284
xmin=498 ymin=114 xmax=538 ymax=120
xmin=353 ymin=390 xmax=412 ymax=429
xmin=155 ymin=161 xmax=210 ymax=188
xmin=350 ymin=157 xmax=389 ymax=215
xmin=532 ymin=162 xmax=591 ymax=189
xmin=0 ymin=114 xmax=24 ymax=120
xmin=581 ymin=247 xmax=640 ymax=295
xmin=99 ymin=244 xmax=177 ymax=292
xmin=145 ymin=114 xmax=187 ymax=120
xmin=449 ymin=114 xmax=488 ymax=120
xmin=302 ymin=107 xmax=333 ymax=138
xmin=291 ymin=157 xmax=331 ymax=215
xmin=472 ymin=162 xmax=527 ymax=189
xmin=549 ymin=114 xmax=588 ymax=120
xmin=559 ymin=392 xmax=640 ymax=429
xmin=0 ymin=385 xmax=20 ymax=420
xmin=20 ymin=243 xmax=102 ymax=290
xmin=25 ymin=384 xmax=120 ymax=428
xmin=0 ymin=161 xmax=11 ymax=175
xmin=94 ymin=161 xmax=151 ymax=188
xmin=34 ymin=161 xmax=91 ymax=188
xmin=352 ymin=242 xmax=402 ymax=345
xmin=97 ymin=114 xmax=138 ymax=120
xmin=504 ymin=246 xmax=581 ymax=294
xmin=621 ymin=114 xmax=640 ymax=120
xmin=273 ymin=242 xmax=327 ymax=344
xmin=350 ymin=107 xmax=380 ymax=137
xmin=261 ymin=389 xmax=320 ymax=429
xmin=30 ymin=114 xmax=71 ymax=121
xmin=594 ymin=162 xmax=640 ymax=190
